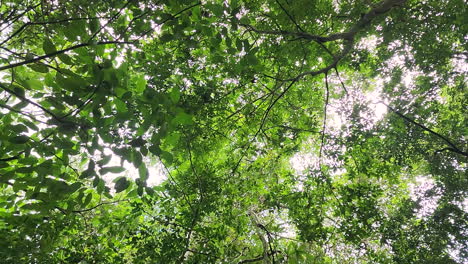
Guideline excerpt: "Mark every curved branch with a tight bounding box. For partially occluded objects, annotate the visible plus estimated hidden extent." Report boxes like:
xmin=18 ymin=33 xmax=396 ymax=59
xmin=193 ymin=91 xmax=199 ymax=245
xmin=245 ymin=0 xmax=407 ymax=83
xmin=243 ymin=0 xmax=406 ymax=43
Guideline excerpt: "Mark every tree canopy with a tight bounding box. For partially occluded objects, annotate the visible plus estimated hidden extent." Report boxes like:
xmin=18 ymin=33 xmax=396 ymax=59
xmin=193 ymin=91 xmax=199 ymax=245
xmin=0 ymin=0 xmax=466 ymax=263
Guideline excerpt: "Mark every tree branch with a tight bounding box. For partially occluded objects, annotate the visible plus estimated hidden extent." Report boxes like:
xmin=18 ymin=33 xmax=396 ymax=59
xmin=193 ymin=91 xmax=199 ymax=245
xmin=245 ymin=0 xmax=407 ymax=82
xmin=0 ymin=41 xmax=134 ymax=72
xmin=0 ymin=131 xmax=54 ymax=162
xmin=383 ymin=102 xmax=468 ymax=158
xmin=275 ymin=0 xmax=304 ymax=32
xmin=0 ymin=16 xmax=113 ymax=46
xmin=0 ymin=82 xmax=62 ymax=121
xmin=238 ymin=255 xmax=264 ymax=264
xmin=319 ymin=72 xmax=330 ymax=161
xmin=0 ymin=101 xmax=47 ymax=124
xmin=240 ymin=0 xmax=406 ymax=43
xmin=56 ymin=199 xmax=129 ymax=214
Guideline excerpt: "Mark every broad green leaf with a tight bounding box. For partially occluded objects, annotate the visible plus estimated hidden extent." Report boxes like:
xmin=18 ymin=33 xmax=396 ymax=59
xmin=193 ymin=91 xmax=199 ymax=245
xmin=148 ymin=145 xmax=161 ymax=156
xmin=160 ymin=150 xmax=173 ymax=165
xmin=165 ymin=132 xmax=180 ymax=148
xmin=236 ymin=38 xmax=243 ymax=51
xmin=134 ymin=74 xmax=147 ymax=93
xmin=28 ymin=63 xmax=49 ymax=73
xmin=97 ymin=155 xmax=112 ymax=166
xmin=159 ymin=33 xmax=174 ymax=42
xmin=172 ymin=112 xmax=193 ymax=125
xmin=8 ymin=135 xmax=29 ymax=144
xmin=58 ymin=54 xmax=73 ymax=65
xmin=138 ymin=163 xmax=148 ymax=182
xmin=83 ymin=193 xmax=92 ymax=207
xmin=80 ymin=168 xmax=94 ymax=179
xmin=43 ymin=38 xmax=57 ymax=54
xmin=169 ymin=88 xmax=180 ymax=103
xmin=99 ymin=166 xmax=125 ymax=175
xmin=209 ymin=3 xmax=224 ymax=17
xmin=69 ymin=182 xmax=81 ymax=193
xmin=11 ymin=84 xmax=25 ymax=97
xmin=245 ymin=53 xmax=258 ymax=65
xmin=114 ymin=177 xmax=130 ymax=193
xmin=89 ymin=18 xmax=100 ymax=33
xmin=132 ymin=150 xmax=143 ymax=167
xmin=114 ymin=98 xmax=128 ymax=112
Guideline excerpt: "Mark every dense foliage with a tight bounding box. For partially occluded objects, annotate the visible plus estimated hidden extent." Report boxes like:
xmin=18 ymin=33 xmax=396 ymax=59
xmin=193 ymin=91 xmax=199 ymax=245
xmin=0 ymin=0 xmax=466 ymax=263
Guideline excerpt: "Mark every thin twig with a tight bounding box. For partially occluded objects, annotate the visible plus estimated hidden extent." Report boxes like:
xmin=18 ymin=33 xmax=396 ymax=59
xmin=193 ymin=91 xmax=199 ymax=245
xmin=319 ymin=72 xmax=330 ymax=162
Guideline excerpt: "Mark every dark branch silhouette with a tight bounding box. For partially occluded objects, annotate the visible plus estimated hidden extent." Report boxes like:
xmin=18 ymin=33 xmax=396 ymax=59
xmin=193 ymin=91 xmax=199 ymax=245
xmin=383 ymin=102 xmax=467 ymax=158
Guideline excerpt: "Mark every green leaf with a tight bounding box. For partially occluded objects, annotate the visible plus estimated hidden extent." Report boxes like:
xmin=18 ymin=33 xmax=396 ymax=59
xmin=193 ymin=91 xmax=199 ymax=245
xmin=8 ymin=135 xmax=29 ymax=144
xmin=43 ymin=38 xmax=57 ymax=54
xmin=160 ymin=150 xmax=173 ymax=165
xmin=245 ymin=53 xmax=258 ymax=65
xmin=165 ymin=132 xmax=180 ymax=148
xmin=114 ymin=98 xmax=128 ymax=112
xmin=132 ymin=150 xmax=143 ymax=167
xmin=97 ymin=179 xmax=105 ymax=194
xmin=23 ymin=120 xmax=39 ymax=131
xmin=138 ymin=163 xmax=148 ymax=182
xmin=145 ymin=187 xmax=155 ymax=196
xmin=69 ymin=182 xmax=81 ymax=193
xmin=97 ymin=155 xmax=111 ymax=166
xmin=114 ymin=177 xmax=130 ymax=193
xmin=169 ymin=88 xmax=181 ymax=103
xmin=89 ymin=18 xmax=100 ymax=33
xmin=209 ymin=3 xmax=224 ymax=17
xmin=83 ymin=193 xmax=92 ymax=207
xmin=148 ymin=145 xmax=161 ymax=156
xmin=99 ymin=166 xmax=125 ymax=175
xmin=56 ymin=73 xmax=87 ymax=91
xmin=159 ymin=33 xmax=174 ymax=43
xmin=12 ymin=84 xmax=25 ymax=97
xmin=172 ymin=112 xmax=193 ymax=125
xmin=28 ymin=63 xmax=49 ymax=73
xmin=239 ymin=16 xmax=250 ymax=24
xmin=134 ymin=74 xmax=147 ymax=93
xmin=80 ymin=168 xmax=94 ymax=179
xmin=236 ymin=38 xmax=243 ymax=51
xmin=58 ymin=54 xmax=73 ymax=65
